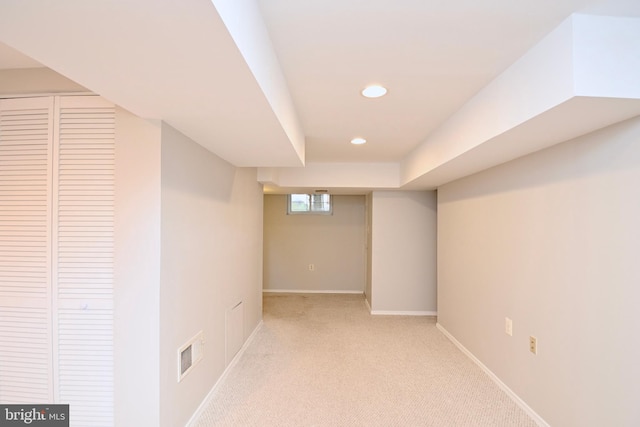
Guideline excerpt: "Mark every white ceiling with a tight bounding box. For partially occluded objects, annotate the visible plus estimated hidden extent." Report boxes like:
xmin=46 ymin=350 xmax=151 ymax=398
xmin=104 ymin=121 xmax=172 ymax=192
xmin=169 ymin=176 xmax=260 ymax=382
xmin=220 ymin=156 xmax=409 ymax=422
xmin=1 ymin=0 xmax=640 ymax=192
xmin=258 ymin=0 xmax=589 ymax=163
xmin=260 ymin=0 xmax=640 ymax=167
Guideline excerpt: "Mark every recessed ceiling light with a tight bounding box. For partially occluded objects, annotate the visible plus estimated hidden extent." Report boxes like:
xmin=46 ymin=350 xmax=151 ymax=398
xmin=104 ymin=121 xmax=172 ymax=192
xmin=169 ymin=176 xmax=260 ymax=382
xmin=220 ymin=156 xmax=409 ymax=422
xmin=362 ymin=85 xmax=387 ymax=98
xmin=351 ymin=137 xmax=367 ymax=145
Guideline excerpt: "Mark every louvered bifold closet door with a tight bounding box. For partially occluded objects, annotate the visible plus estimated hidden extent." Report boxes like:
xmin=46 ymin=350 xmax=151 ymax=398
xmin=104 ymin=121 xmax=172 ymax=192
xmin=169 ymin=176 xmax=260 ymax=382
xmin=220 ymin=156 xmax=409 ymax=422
xmin=53 ymin=96 xmax=115 ymax=427
xmin=0 ymin=97 xmax=55 ymax=404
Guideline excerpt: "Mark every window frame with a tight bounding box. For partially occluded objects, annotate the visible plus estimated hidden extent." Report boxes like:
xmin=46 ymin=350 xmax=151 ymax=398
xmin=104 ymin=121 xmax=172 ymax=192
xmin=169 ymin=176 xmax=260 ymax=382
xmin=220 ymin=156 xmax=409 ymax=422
xmin=287 ymin=193 xmax=333 ymax=215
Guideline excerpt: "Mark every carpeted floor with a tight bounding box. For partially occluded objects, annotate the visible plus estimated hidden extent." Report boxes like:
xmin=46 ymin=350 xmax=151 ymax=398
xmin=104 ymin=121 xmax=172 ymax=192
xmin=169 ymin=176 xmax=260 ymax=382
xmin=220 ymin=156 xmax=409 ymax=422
xmin=195 ymin=293 xmax=537 ymax=426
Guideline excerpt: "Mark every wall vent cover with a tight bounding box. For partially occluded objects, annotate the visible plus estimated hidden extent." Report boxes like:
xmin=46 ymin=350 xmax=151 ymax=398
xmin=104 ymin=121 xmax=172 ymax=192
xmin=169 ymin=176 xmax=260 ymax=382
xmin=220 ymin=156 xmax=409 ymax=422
xmin=177 ymin=331 xmax=204 ymax=382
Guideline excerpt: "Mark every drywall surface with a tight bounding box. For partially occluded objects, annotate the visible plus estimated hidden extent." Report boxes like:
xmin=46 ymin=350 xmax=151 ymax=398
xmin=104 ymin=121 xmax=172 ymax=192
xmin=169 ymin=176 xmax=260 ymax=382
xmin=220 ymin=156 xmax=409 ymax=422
xmin=159 ymin=123 xmax=263 ymax=427
xmin=365 ymin=192 xmax=373 ymax=307
xmin=438 ymin=116 xmax=640 ymax=426
xmin=114 ymin=109 xmax=162 ymax=427
xmin=0 ymin=67 xmax=88 ymax=95
xmin=263 ymin=195 xmax=366 ymax=293
xmin=370 ymin=191 xmax=437 ymax=313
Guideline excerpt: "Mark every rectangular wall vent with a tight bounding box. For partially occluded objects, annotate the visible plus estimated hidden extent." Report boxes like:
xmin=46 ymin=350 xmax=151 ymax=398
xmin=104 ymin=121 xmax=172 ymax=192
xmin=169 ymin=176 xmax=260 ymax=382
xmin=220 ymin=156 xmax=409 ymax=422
xmin=177 ymin=331 xmax=204 ymax=382
xmin=180 ymin=346 xmax=192 ymax=376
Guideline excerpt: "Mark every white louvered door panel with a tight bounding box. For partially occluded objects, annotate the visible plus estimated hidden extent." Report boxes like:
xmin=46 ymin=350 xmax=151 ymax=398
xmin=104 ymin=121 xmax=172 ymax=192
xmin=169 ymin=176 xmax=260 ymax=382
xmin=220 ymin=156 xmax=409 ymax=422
xmin=53 ymin=96 xmax=115 ymax=427
xmin=0 ymin=97 xmax=54 ymax=403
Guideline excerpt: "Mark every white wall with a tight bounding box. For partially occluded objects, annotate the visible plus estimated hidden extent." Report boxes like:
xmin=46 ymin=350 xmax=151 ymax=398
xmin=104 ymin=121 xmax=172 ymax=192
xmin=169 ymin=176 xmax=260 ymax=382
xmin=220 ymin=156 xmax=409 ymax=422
xmin=159 ymin=123 xmax=263 ymax=427
xmin=370 ymin=191 xmax=437 ymax=314
xmin=365 ymin=193 xmax=373 ymax=307
xmin=0 ymin=67 xmax=87 ymax=95
xmin=114 ymin=110 xmax=162 ymax=426
xmin=263 ymin=194 xmax=366 ymax=293
xmin=437 ymin=116 xmax=640 ymax=426
xmin=114 ymin=114 xmax=263 ymax=426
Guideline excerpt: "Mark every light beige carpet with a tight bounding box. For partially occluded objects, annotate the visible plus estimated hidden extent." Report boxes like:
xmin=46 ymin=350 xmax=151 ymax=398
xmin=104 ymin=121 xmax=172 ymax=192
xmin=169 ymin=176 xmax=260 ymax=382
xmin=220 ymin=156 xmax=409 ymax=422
xmin=195 ymin=294 xmax=537 ymax=427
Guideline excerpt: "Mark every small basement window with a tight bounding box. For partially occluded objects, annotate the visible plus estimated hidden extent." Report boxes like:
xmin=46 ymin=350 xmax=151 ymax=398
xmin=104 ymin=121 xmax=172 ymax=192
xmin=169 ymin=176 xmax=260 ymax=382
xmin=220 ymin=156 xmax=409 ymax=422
xmin=287 ymin=193 xmax=332 ymax=215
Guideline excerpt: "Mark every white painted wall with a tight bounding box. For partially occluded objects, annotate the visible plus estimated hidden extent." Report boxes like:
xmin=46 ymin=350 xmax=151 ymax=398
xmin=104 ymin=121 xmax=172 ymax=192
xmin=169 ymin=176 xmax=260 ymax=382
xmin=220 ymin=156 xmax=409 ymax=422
xmin=0 ymin=67 xmax=87 ymax=95
xmin=263 ymin=194 xmax=365 ymax=293
xmin=370 ymin=191 xmax=437 ymax=314
xmin=114 ymin=110 xmax=162 ymax=426
xmin=158 ymin=123 xmax=263 ymax=427
xmin=365 ymin=193 xmax=373 ymax=307
xmin=258 ymin=162 xmax=400 ymax=189
xmin=114 ymin=113 xmax=263 ymax=425
xmin=573 ymin=14 xmax=640 ymax=99
xmin=437 ymin=116 xmax=640 ymax=426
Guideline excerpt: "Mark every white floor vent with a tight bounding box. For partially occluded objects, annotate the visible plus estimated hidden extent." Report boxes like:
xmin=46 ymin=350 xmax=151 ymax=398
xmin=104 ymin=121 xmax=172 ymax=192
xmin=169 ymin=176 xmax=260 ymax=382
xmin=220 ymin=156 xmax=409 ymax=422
xmin=178 ymin=331 xmax=204 ymax=382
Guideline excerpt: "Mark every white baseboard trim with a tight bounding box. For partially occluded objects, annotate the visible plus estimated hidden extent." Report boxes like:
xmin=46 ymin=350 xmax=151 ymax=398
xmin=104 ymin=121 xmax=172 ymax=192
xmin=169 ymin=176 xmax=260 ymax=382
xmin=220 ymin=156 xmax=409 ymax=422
xmin=186 ymin=320 xmax=264 ymax=427
xmin=371 ymin=310 xmax=437 ymax=316
xmin=352 ymin=296 xmax=434 ymax=317
xmin=436 ymin=323 xmax=550 ymax=427
xmin=364 ymin=297 xmax=372 ymax=313
xmin=263 ymin=289 xmax=364 ymax=295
